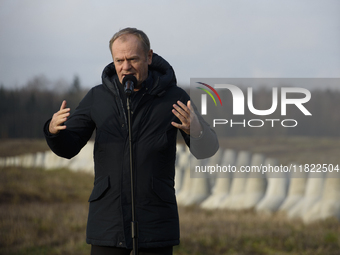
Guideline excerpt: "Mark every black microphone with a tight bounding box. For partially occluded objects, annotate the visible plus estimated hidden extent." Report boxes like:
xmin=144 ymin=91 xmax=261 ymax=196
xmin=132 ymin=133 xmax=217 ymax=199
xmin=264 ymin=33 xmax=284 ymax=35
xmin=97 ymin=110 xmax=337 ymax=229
xmin=123 ymin=75 xmax=138 ymax=97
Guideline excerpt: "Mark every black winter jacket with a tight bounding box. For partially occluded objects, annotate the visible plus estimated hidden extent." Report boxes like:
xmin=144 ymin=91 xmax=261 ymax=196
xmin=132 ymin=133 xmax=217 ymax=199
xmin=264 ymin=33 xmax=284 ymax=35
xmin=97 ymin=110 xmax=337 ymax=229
xmin=44 ymin=53 xmax=219 ymax=249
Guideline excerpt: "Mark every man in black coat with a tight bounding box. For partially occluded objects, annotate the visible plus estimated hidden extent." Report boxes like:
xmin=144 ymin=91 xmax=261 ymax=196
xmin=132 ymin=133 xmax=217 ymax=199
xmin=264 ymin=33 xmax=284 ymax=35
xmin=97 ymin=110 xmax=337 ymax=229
xmin=44 ymin=27 xmax=219 ymax=255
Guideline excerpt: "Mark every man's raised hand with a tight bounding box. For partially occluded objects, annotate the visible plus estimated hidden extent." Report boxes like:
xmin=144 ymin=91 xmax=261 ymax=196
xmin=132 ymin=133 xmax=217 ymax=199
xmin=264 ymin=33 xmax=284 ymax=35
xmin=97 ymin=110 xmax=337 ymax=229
xmin=49 ymin=100 xmax=70 ymax=134
xmin=171 ymin=100 xmax=202 ymax=138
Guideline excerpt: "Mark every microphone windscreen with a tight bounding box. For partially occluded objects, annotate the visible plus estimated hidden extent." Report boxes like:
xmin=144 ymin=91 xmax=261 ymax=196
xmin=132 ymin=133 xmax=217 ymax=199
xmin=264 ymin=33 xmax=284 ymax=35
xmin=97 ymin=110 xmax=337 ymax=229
xmin=122 ymin=75 xmax=138 ymax=87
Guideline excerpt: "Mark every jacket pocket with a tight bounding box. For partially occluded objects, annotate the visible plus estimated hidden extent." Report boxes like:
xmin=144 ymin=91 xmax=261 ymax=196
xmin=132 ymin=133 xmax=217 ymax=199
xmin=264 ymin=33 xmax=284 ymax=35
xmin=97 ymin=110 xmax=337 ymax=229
xmin=152 ymin=177 xmax=176 ymax=204
xmin=88 ymin=175 xmax=110 ymax=202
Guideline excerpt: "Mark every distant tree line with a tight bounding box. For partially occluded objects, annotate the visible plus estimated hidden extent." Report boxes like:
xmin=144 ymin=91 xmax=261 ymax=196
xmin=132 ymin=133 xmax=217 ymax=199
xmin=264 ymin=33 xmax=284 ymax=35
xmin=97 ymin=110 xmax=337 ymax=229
xmin=0 ymin=76 xmax=339 ymax=138
xmin=0 ymin=75 xmax=87 ymax=139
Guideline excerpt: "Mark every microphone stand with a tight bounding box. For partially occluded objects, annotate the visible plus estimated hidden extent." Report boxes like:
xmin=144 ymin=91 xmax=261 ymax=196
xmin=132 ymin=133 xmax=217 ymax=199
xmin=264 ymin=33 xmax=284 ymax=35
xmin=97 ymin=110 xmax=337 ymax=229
xmin=126 ymin=95 xmax=138 ymax=255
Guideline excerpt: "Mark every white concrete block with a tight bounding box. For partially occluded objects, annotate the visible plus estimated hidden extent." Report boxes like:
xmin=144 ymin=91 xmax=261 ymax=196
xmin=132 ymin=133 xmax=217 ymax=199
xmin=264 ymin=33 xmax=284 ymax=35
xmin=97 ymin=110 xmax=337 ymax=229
xmin=279 ymin=164 xmax=308 ymax=213
xmin=241 ymin=153 xmax=267 ymax=209
xmin=219 ymin=151 xmax=251 ymax=209
xmin=256 ymin=158 xmax=288 ymax=214
xmin=200 ymin=149 xmax=236 ymax=209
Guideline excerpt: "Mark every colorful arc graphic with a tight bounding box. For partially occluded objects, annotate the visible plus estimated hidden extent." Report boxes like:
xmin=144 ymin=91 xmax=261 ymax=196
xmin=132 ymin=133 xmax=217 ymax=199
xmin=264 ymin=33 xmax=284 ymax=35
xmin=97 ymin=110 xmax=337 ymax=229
xmin=196 ymin=87 xmax=217 ymax=105
xmin=196 ymin=82 xmax=222 ymax=106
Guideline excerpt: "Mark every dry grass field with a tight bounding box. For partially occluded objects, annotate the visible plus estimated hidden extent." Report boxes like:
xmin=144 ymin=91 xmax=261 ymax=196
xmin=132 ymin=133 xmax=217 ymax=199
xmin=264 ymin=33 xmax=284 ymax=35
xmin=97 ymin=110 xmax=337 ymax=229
xmin=0 ymin=138 xmax=340 ymax=255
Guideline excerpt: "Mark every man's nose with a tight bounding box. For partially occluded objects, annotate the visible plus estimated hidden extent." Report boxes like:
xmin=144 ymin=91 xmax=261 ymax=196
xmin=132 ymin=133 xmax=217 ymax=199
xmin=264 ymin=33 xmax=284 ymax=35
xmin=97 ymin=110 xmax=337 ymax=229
xmin=122 ymin=60 xmax=131 ymax=70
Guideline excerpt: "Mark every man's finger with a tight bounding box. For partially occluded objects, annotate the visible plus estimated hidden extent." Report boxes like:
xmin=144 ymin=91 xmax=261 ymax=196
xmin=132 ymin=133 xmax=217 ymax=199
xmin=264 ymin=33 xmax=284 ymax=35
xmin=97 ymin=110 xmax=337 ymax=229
xmin=177 ymin=101 xmax=190 ymax=114
xmin=53 ymin=111 xmax=69 ymax=122
xmin=59 ymin=108 xmax=71 ymax=115
xmin=58 ymin=112 xmax=70 ymax=119
xmin=187 ymin=100 xmax=197 ymax=116
xmin=171 ymin=121 xmax=187 ymax=130
xmin=171 ymin=122 xmax=180 ymax=128
xmin=173 ymin=103 xmax=189 ymax=119
xmin=56 ymin=125 xmax=67 ymax=131
xmin=172 ymin=108 xmax=187 ymax=123
xmin=60 ymin=100 xmax=67 ymax=111
xmin=55 ymin=116 xmax=68 ymax=125
xmin=187 ymin=100 xmax=194 ymax=112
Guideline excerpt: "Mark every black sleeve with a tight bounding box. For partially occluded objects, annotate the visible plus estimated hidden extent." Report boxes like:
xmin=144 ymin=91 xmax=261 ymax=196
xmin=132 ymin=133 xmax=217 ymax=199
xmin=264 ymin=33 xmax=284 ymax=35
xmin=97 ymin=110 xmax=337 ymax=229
xmin=179 ymin=92 xmax=219 ymax=159
xmin=43 ymin=89 xmax=96 ymax=159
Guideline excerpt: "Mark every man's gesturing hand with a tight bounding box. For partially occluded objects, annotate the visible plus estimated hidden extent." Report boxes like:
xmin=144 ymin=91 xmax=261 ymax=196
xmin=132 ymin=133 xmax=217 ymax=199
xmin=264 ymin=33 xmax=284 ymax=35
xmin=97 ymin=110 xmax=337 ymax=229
xmin=171 ymin=100 xmax=203 ymax=138
xmin=49 ymin=100 xmax=70 ymax=134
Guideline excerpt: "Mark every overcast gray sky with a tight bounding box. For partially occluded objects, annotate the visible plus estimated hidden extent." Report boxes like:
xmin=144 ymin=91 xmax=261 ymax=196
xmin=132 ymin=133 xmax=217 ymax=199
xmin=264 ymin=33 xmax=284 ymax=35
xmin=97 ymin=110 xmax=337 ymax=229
xmin=0 ymin=0 xmax=339 ymax=89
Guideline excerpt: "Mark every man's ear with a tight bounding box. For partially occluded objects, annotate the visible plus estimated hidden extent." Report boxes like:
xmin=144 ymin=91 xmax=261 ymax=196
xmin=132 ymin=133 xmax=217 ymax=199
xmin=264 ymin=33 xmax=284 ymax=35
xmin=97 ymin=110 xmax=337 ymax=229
xmin=147 ymin=49 xmax=153 ymax=65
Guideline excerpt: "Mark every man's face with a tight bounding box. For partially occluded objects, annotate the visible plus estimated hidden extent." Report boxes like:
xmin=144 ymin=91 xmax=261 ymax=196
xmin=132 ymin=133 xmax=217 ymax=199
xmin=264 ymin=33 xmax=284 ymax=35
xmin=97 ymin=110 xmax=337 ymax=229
xmin=111 ymin=34 xmax=152 ymax=88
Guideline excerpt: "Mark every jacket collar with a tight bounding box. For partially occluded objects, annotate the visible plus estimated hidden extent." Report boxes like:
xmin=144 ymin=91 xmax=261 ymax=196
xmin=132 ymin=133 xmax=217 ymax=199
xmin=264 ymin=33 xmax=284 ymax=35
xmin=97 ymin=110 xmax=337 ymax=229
xmin=101 ymin=53 xmax=177 ymax=97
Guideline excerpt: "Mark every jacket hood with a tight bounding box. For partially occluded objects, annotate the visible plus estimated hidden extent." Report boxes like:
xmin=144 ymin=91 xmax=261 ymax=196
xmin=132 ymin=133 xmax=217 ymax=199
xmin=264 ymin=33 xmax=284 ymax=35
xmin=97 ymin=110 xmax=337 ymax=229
xmin=101 ymin=53 xmax=177 ymax=97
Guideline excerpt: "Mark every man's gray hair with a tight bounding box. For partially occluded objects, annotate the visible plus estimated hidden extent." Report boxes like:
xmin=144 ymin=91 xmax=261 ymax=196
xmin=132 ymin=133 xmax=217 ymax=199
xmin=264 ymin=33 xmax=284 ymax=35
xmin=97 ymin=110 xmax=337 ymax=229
xmin=109 ymin=27 xmax=150 ymax=55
